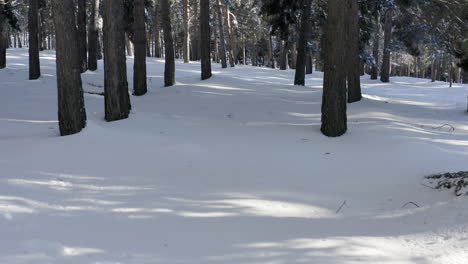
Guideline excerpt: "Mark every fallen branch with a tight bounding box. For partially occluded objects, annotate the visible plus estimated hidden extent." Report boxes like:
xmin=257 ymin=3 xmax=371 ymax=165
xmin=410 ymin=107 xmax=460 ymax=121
xmin=336 ymin=200 xmax=347 ymax=214
xmin=401 ymin=201 xmax=420 ymax=208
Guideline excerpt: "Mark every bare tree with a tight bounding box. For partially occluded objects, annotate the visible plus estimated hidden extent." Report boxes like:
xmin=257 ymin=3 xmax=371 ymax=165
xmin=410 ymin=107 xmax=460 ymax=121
xmin=133 ymin=0 xmax=147 ymax=95
xmin=200 ymin=0 xmax=211 ymax=79
xmin=161 ymin=0 xmax=175 ymax=86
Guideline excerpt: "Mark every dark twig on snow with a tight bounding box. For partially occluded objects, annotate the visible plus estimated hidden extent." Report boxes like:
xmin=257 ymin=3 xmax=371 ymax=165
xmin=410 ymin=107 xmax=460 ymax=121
xmin=401 ymin=201 xmax=420 ymax=208
xmin=432 ymin=124 xmax=455 ymax=132
xmin=336 ymin=200 xmax=347 ymax=214
xmin=84 ymin=91 xmax=104 ymax=96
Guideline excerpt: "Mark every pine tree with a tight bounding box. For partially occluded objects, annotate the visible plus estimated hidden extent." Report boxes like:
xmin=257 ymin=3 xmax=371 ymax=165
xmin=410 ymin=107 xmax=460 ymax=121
xmin=103 ymin=0 xmax=131 ymax=121
xmin=200 ymin=0 xmax=212 ymax=80
xmin=321 ymin=0 xmax=347 ymax=137
xmin=51 ymin=0 xmax=86 ymax=136
xmin=28 ymin=0 xmax=41 ymax=79
xmin=133 ymin=0 xmax=147 ymax=95
xmin=88 ymin=0 xmax=100 ymax=71
xmin=161 ymin=0 xmax=175 ymax=86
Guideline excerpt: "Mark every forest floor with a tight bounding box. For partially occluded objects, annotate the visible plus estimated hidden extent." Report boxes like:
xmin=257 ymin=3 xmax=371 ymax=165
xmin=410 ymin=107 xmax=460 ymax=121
xmin=1 ymin=49 xmax=468 ymax=264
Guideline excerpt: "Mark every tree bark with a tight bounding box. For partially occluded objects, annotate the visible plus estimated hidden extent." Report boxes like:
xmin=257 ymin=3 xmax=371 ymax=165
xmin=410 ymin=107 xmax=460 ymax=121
xmin=200 ymin=0 xmax=212 ymax=80
xmin=224 ymin=6 xmax=234 ymax=67
xmin=215 ymin=0 xmax=227 ymax=68
xmin=370 ymin=17 xmax=380 ymax=80
xmin=103 ymin=0 xmax=131 ymax=121
xmin=346 ymin=0 xmax=361 ymax=103
xmin=0 ymin=0 xmax=6 ymax=69
xmin=380 ymin=8 xmax=393 ymax=83
xmin=161 ymin=0 xmax=175 ymax=86
xmin=321 ymin=0 xmax=347 ymax=137
xmin=52 ymin=0 xmax=86 ymax=136
xmin=279 ymin=40 xmax=288 ymax=70
xmin=306 ymin=50 xmax=313 ymax=74
xmin=133 ymin=0 xmax=147 ymax=95
xmin=153 ymin=0 xmax=161 ymax=57
xmin=294 ymin=0 xmax=311 ymax=85
xmin=29 ymin=0 xmax=41 ymax=79
xmin=88 ymin=0 xmax=99 ymax=71
xmin=77 ymin=0 xmax=87 ymax=72
xmin=182 ymin=0 xmax=190 ymax=63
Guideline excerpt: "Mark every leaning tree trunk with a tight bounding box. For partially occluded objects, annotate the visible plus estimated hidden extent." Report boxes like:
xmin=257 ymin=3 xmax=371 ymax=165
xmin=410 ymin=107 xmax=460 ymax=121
xmin=380 ymin=8 xmax=393 ymax=83
xmin=51 ymin=0 xmax=86 ymax=136
xmin=200 ymin=0 xmax=212 ymax=80
xmin=103 ymin=0 xmax=131 ymax=121
xmin=161 ymin=0 xmax=175 ymax=86
xmin=346 ymin=0 xmax=361 ymax=103
xmin=215 ymin=0 xmax=227 ymax=68
xmin=88 ymin=0 xmax=99 ymax=71
xmin=182 ymin=0 xmax=190 ymax=63
xmin=28 ymin=0 xmax=41 ymax=79
xmin=0 ymin=0 xmax=6 ymax=69
xmin=321 ymin=0 xmax=347 ymax=137
xmin=294 ymin=0 xmax=312 ymax=85
xmin=153 ymin=0 xmax=161 ymax=58
xmin=77 ymin=0 xmax=87 ymax=72
xmin=133 ymin=0 xmax=147 ymax=95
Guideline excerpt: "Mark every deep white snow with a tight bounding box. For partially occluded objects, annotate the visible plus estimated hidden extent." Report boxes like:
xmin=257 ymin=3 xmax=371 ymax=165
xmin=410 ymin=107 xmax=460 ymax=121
xmin=1 ymin=48 xmax=468 ymax=264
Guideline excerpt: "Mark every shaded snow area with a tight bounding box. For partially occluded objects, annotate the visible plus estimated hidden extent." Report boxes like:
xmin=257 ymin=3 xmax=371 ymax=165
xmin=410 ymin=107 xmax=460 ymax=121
xmin=1 ymin=48 xmax=468 ymax=264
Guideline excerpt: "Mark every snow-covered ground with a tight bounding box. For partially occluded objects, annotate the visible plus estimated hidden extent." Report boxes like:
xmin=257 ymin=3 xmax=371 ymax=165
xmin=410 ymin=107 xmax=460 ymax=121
xmin=1 ymin=48 xmax=468 ymax=264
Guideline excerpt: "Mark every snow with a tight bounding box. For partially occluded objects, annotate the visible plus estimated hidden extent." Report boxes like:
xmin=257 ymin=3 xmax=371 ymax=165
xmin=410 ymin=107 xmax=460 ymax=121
xmin=1 ymin=48 xmax=468 ymax=264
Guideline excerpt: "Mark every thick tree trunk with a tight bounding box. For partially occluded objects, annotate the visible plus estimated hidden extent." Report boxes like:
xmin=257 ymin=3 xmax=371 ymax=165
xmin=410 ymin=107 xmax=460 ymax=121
xmin=28 ymin=0 xmax=41 ymax=79
xmin=380 ymin=8 xmax=393 ymax=83
xmin=133 ymin=0 xmax=147 ymax=95
xmin=77 ymin=0 xmax=87 ymax=72
xmin=153 ymin=0 xmax=161 ymax=58
xmin=52 ymin=0 xmax=86 ymax=136
xmin=103 ymin=0 xmax=131 ymax=121
xmin=200 ymin=0 xmax=212 ymax=80
xmin=346 ymin=0 xmax=361 ymax=103
xmin=161 ymin=0 xmax=175 ymax=86
xmin=88 ymin=0 xmax=99 ymax=71
xmin=294 ymin=0 xmax=311 ymax=85
xmin=182 ymin=0 xmax=190 ymax=63
xmin=215 ymin=0 xmax=227 ymax=68
xmin=321 ymin=0 xmax=347 ymax=137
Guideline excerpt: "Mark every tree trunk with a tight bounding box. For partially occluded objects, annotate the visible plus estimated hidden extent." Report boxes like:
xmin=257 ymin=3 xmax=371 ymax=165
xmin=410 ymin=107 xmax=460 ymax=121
xmin=294 ymin=0 xmax=311 ymax=85
xmin=321 ymin=0 xmax=347 ymax=137
xmin=279 ymin=40 xmax=287 ymax=70
xmin=161 ymin=0 xmax=175 ymax=86
xmin=380 ymin=8 xmax=393 ymax=83
xmin=370 ymin=18 xmax=380 ymax=80
xmin=290 ymin=42 xmax=297 ymax=69
xmin=77 ymin=0 xmax=87 ymax=72
xmin=306 ymin=50 xmax=313 ymax=74
xmin=200 ymin=0 xmax=212 ymax=80
xmin=103 ymin=0 xmax=131 ymax=121
xmin=126 ymin=34 xmax=134 ymax=56
xmin=224 ymin=6 xmax=234 ymax=67
xmin=88 ymin=0 xmax=99 ymax=71
xmin=182 ymin=0 xmax=190 ymax=63
xmin=346 ymin=0 xmax=361 ymax=103
xmin=133 ymin=0 xmax=147 ymax=95
xmin=0 ymin=0 xmax=6 ymax=69
xmin=52 ymin=0 xmax=86 ymax=136
xmin=29 ymin=0 xmax=41 ymax=79
xmin=153 ymin=0 xmax=161 ymax=58
xmin=215 ymin=0 xmax=227 ymax=68
xmin=269 ymin=36 xmax=275 ymax=68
